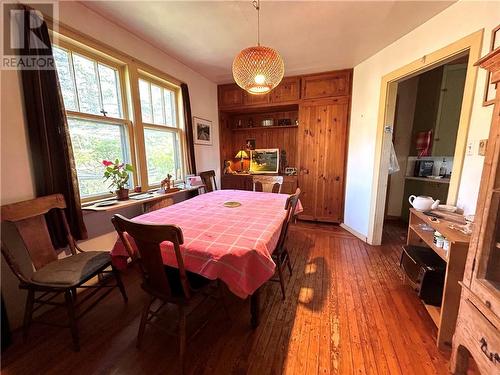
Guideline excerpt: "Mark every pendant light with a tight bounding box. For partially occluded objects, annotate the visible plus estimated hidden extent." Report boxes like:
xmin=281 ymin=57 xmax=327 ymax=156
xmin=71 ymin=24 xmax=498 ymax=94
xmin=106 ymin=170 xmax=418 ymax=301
xmin=232 ymin=0 xmax=284 ymax=95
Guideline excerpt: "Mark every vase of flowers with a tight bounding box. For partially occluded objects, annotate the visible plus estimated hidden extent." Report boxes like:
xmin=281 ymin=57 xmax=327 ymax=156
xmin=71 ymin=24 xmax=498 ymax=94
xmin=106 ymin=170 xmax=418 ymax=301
xmin=102 ymin=159 xmax=134 ymax=200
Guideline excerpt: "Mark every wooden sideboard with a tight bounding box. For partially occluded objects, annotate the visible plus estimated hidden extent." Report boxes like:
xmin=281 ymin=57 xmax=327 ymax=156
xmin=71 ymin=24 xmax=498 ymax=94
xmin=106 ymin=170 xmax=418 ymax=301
xmin=451 ymin=48 xmax=500 ymax=374
xmin=218 ymin=69 xmax=352 ymax=223
xmin=407 ymin=209 xmax=470 ymax=350
xmin=221 ymin=174 xmax=298 ymax=195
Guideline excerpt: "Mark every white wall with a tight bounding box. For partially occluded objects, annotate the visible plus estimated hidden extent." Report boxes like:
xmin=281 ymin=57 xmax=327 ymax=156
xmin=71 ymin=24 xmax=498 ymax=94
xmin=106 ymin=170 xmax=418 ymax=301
xmin=344 ymin=0 xmax=499 ymax=238
xmin=0 ymin=1 xmax=220 ymax=328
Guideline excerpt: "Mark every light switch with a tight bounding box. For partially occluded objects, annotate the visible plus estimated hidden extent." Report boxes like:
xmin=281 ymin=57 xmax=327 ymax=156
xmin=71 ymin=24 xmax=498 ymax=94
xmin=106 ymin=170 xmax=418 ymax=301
xmin=466 ymin=141 xmax=474 ymax=156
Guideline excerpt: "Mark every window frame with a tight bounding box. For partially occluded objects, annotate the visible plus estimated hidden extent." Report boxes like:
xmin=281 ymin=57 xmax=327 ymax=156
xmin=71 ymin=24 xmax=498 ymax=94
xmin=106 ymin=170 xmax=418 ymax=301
xmin=54 ymin=40 xmax=138 ymax=202
xmin=51 ymin=31 xmax=187 ymax=202
xmin=135 ymin=71 xmax=185 ymax=188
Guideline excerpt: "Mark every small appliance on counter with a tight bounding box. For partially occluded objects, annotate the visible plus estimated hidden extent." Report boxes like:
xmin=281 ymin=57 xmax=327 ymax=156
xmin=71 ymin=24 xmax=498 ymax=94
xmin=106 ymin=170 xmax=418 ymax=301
xmin=400 ymin=245 xmax=446 ymax=306
xmin=414 ymin=159 xmax=434 ymax=177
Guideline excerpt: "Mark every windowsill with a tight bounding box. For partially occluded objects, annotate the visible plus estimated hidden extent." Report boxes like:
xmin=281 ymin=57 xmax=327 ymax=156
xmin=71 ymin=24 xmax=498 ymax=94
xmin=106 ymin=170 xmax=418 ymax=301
xmin=81 ymin=186 xmax=203 ymax=212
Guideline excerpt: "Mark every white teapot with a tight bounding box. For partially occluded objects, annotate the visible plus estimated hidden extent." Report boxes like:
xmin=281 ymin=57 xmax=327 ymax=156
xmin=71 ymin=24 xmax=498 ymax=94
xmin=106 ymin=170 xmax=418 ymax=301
xmin=408 ymin=195 xmax=440 ymax=211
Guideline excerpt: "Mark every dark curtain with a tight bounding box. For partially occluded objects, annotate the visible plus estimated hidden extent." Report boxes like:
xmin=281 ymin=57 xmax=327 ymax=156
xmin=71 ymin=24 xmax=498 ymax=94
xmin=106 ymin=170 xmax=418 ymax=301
xmin=19 ymin=6 xmax=87 ymax=246
xmin=181 ymin=83 xmax=196 ymax=175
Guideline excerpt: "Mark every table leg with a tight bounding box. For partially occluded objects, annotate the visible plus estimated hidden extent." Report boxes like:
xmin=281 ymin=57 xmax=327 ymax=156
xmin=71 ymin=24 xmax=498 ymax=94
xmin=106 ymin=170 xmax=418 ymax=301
xmin=250 ymin=288 xmax=260 ymax=328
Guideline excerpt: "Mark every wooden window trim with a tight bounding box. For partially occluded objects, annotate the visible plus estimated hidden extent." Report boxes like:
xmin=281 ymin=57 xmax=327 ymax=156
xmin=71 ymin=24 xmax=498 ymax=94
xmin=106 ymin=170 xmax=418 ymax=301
xmin=49 ymin=24 xmax=188 ymax=202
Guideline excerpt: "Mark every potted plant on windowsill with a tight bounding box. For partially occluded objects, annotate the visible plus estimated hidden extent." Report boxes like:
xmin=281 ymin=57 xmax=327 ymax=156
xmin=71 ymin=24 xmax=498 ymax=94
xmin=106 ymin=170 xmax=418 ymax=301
xmin=102 ymin=159 xmax=134 ymax=201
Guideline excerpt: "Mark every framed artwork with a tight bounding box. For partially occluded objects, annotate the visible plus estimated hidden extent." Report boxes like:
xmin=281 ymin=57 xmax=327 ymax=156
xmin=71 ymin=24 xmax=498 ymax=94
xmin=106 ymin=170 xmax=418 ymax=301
xmin=250 ymin=148 xmax=279 ymax=174
xmin=245 ymin=138 xmax=256 ymax=150
xmin=483 ymin=24 xmax=500 ymax=106
xmin=193 ymin=117 xmax=212 ymax=145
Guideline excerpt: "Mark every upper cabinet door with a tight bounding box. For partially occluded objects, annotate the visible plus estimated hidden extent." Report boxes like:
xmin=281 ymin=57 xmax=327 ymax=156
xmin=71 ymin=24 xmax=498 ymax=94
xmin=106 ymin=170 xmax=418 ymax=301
xmin=270 ymin=77 xmax=300 ymax=103
xmin=301 ymin=70 xmax=351 ymax=100
xmin=243 ymin=91 xmax=270 ymax=106
xmin=218 ymin=84 xmax=244 ymax=108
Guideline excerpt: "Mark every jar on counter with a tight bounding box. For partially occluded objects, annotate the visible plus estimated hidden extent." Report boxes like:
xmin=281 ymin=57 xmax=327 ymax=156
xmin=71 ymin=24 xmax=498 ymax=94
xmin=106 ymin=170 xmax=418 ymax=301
xmin=433 ymin=231 xmax=444 ymax=248
xmin=443 ymin=238 xmax=450 ymax=251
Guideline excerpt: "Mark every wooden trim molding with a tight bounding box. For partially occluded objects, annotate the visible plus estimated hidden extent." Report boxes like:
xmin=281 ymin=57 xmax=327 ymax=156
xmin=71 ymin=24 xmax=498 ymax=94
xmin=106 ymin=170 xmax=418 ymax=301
xmin=368 ymin=30 xmax=484 ymax=245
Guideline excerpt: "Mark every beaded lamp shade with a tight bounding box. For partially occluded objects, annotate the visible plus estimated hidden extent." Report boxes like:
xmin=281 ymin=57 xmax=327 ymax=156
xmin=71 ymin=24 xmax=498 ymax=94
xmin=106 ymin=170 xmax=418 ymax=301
xmin=232 ymin=45 xmax=285 ymax=95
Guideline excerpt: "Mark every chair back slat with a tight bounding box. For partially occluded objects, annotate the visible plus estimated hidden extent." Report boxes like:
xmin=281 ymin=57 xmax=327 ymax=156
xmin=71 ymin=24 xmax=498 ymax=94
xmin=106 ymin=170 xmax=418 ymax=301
xmin=1 ymin=194 xmax=66 ymax=221
xmin=253 ymin=176 xmax=283 ymax=193
xmin=276 ymin=188 xmax=301 ymax=252
xmin=1 ymin=194 xmax=71 ymax=271
xmin=16 ymin=216 xmax=58 ymax=270
xmin=254 ymin=181 xmax=263 ymax=192
xmin=199 ymin=170 xmax=217 ymax=192
xmin=111 ymin=214 xmax=190 ymax=299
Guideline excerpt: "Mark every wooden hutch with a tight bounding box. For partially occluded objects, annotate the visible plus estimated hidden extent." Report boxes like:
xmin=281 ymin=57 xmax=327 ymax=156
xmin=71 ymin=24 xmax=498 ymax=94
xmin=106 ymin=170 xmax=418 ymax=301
xmin=451 ymin=48 xmax=500 ymax=374
xmin=218 ymin=69 xmax=352 ymax=223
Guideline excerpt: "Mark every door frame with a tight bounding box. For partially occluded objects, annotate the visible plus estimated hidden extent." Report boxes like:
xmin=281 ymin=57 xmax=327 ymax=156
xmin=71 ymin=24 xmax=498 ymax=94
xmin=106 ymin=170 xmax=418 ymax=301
xmin=368 ymin=30 xmax=483 ymax=245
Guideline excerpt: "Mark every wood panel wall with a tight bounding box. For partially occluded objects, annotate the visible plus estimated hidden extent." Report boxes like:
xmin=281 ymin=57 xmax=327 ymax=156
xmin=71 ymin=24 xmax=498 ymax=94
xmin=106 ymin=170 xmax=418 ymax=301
xmin=228 ymin=128 xmax=298 ymax=171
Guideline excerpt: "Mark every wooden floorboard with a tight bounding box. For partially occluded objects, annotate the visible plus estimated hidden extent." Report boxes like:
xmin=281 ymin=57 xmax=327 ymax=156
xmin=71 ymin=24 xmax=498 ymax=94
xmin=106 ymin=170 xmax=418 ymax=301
xmin=2 ymin=221 xmax=463 ymax=375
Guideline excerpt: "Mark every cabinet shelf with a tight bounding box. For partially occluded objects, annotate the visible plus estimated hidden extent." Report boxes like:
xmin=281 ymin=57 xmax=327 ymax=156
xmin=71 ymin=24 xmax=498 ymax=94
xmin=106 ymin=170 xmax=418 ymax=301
xmin=405 ymin=176 xmax=450 ymax=184
xmin=232 ymin=125 xmax=298 ymax=131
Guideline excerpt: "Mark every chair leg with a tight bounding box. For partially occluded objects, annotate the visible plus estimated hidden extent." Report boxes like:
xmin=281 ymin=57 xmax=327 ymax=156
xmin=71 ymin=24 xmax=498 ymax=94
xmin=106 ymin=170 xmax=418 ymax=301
xmin=178 ymin=306 xmax=187 ymax=374
xmin=284 ymin=248 xmax=292 ymax=275
xmin=137 ymin=297 xmax=154 ymax=349
xmin=22 ymin=289 xmax=35 ymax=343
xmin=112 ymin=266 xmax=128 ymax=302
xmin=64 ymin=290 xmax=80 ymax=351
xmin=276 ymin=263 xmax=286 ymax=300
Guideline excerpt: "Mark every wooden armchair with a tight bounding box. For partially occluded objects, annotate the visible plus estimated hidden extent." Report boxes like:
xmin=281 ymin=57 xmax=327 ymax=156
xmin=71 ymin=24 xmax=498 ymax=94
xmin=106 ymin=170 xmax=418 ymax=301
xmin=270 ymin=188 xmax=301 ymax=299
xmin=0 ymin=194 xmax=127 ymax=351
xmin=111 ymin=214 xmax=223 ymax=372
xmin=199 ymin=170 xmax=217 ymax=193
xmin=253 ymin=175 xmax=284 ymax=193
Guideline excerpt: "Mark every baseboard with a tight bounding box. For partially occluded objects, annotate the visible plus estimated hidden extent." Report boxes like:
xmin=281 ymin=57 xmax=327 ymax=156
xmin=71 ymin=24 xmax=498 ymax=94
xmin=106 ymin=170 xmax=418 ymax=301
xmin=340 ymin=223 xmax=368 ymax=243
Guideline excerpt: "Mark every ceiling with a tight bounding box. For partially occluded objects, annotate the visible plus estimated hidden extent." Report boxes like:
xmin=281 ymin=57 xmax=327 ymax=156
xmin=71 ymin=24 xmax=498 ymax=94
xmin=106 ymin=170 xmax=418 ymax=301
xmin=84 ymin=1 xmax=454 ymax=84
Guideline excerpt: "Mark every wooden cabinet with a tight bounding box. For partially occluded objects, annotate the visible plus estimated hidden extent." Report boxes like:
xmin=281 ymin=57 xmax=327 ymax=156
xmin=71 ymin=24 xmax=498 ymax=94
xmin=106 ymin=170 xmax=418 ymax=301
xmin=451 ymin=48 xmax=500 ymax=375
xmin=218 ymin=69 xmax=352 ymax=223
xmin=218 ymin=84 xmax=243 ymax=108
xmin=221 ymin=174 xmax=297 ymax=194
xmin=243 ymin=91 xmax=270 ymax=106
xmin=221 ymin=174 xmax=253 ymax=191
xmin=297 ymin=98 xmax=349 ymax=223
xmin=407 ymin=209 xmax=469 ymax=349
xmin=301 ymin=70 xmax=351 ymax=100
xmin=270 ymin=77 xmax=300 ymax=103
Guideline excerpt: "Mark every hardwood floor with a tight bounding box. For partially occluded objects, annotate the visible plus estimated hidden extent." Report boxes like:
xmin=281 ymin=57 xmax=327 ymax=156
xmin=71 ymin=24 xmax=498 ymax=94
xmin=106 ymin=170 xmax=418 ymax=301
xmin=2 ymin=221 xmax=461 ymax=374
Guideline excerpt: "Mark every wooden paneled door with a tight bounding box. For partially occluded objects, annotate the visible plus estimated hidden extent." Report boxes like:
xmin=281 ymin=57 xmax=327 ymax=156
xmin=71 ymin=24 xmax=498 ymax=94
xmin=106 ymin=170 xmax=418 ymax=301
xmin=297 ymin=98 xmax=348 ymax=222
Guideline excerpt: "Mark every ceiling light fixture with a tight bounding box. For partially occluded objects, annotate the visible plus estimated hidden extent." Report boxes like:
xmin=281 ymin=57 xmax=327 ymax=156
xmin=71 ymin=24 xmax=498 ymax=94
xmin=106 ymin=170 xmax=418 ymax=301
xmin=232 ymin=0 xmax=284 ymax=95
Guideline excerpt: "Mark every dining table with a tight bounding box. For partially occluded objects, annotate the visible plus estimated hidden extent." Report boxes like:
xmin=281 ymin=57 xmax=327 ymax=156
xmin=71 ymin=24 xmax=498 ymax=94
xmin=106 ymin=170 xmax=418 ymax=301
xmin=111 ymin=189 xmax=302 ymax=327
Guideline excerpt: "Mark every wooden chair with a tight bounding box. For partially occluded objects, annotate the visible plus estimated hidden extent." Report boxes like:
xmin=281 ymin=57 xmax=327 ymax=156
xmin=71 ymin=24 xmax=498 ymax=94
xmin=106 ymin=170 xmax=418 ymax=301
xmin=111 ymin=214 xmax=223 ymax=372
xmin=270 ymin=188 xmax=301 ymax=299
xmin=253 ymin=175 xmax=283 ymax=194
xmin=199 ymin=170 xmax=217 ymax=193
xmin=0 ymin=194 xmax=127 ymax=351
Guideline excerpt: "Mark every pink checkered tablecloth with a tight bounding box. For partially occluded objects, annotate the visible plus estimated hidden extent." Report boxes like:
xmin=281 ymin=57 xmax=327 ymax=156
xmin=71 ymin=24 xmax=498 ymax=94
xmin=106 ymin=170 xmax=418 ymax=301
xmin=111 ymin=189 xmax=302 ymax=299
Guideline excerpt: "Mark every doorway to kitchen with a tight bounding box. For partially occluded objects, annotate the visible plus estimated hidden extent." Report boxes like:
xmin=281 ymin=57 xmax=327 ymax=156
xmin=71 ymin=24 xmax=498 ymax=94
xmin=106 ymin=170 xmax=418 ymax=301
xmin=385 ymin=54 xmax=468 ymax=226
xmin=368 ymin=30 xmax=483 ymax=246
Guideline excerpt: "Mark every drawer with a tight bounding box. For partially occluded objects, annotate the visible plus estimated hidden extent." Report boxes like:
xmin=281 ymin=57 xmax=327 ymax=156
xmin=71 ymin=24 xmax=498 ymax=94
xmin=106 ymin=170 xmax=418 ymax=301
xmin=456 ymin=298 xmax=500 ymax=370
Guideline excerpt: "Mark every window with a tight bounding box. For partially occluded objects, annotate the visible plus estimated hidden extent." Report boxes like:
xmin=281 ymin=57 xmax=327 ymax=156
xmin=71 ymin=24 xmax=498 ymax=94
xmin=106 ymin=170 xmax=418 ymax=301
xmin=138 ymin=76 xmax=182 ymax=184
xmin=53 ymin=45 xmax=132 ymax=199
xmin=52 ymin=38 xmax=186 ymax=201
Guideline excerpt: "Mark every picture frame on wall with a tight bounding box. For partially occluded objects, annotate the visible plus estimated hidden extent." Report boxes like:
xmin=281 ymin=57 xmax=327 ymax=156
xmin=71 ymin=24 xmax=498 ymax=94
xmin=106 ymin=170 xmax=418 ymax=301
xmin=483 ymin=24 xmax=499 ymax=106
xmin=193 ymin=117 xmax=212 ymax=145
xmin=250 ymin=148 xmax=279 ymax=174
